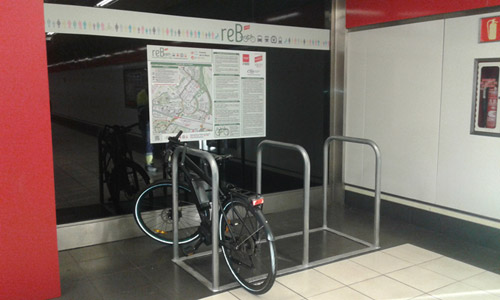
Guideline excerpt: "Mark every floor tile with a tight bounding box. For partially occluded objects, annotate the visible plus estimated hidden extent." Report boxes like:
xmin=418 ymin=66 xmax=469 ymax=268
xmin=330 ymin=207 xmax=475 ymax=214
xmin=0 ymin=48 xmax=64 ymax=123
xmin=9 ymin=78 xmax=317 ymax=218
xmin=387 ymin=265 xmax=456 ymax=293
xmin=383 ymin=243 xmax=442 ymax=264
xmin=314 ymin=259 xmax=379 ymax=285
xmin=59 ymin=251 xmax=87 ymax=281
xmin=56 ymin=278 xmax=104 ymax=300
xmin=430 ymin=281 xmax=500 ymax=300
xmin=450 ymin=243 xmax=500 ymax=274
xmin=230 ymin=282 xmax=304 ymax=300
xmin=103 ymin=284 xmax=169 ymax=300
xmin=351 ymin=251 xmax=413 ymax=274
xmin=419 ymin=257 xmax=484 ymax=281
xmin=200 ymin=292 xmax=240 ymax=300
xmin=117 ymin=237 xmax=172 ymax=267
xmin=89 ymin=269 xmax=150 ymax=295
xmin=140 ymin=262 xmax=212 ymax=299
xmin=69 ymin=243 xmax=124 ymax=262
xmin=411 ymin=294 xmax=440 ymax=299
xmin=350 ymin=275 xmax=423 ymax=300
xmin=461 ymin=271 xmax=500 ymax=296
xmin=307 ymin=286 xmax=372 ymax=300
xmin=78 ymin=255 xmax=136 ymax=276
xmin=276 ymin=269 xmax=344 ymax=298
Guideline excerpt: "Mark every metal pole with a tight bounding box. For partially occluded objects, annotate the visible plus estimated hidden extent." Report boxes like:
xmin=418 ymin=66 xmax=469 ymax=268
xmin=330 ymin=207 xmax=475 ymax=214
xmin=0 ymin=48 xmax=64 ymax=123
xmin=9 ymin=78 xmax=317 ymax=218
xmin=172 ymin=149 xmax=180 ymax=260
xmin=256 ymin=140 xmax=311 ymax=266
xmin=256 ymin=145 xmax=262 ymax=195
xmin=323 ymin=140 xmax=329 ymax=228
xmin=171 ymin=146 xmax=221 ymax=289
xmin=201 ymin=150 xmax=220 ymax=291
xmin=329 ymin=0 xmax=347 ymax=208
xmin=301 ymin=147 xmax=310 ymax=266
xmin=372 ymin=143 xmax=381 ymax=248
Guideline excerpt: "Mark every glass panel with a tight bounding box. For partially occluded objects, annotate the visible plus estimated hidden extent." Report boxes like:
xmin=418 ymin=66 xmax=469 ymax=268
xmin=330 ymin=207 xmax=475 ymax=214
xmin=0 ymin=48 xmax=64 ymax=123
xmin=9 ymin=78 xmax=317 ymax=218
xmin=46 ymin=0 xmax=330 ymax=224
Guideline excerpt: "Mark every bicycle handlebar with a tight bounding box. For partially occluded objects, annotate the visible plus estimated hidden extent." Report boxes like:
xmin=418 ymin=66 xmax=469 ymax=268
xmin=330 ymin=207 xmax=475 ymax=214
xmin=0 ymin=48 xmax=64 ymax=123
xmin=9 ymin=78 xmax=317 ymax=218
xmin=168 ymin=130 xmax=183 ymax=143
xmin=103 ymin=123 xmax=139 ymax=135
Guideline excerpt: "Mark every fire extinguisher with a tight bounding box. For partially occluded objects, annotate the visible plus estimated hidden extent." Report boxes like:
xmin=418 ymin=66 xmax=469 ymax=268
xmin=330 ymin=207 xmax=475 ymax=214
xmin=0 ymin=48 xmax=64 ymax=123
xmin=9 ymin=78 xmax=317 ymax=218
xmin=486 ymin=86 xmax=498 ymax=129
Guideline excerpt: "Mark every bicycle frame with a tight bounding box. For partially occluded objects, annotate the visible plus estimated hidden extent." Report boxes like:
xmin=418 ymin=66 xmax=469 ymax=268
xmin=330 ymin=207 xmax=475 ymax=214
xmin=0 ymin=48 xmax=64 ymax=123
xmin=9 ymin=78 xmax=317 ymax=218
xmin=141 ymin=137 xmax=275 ymax=293
xmin=166 ymin=142 xmax=235 ymax=243
xmin=171 ymin=145 xmax=222 ymax=290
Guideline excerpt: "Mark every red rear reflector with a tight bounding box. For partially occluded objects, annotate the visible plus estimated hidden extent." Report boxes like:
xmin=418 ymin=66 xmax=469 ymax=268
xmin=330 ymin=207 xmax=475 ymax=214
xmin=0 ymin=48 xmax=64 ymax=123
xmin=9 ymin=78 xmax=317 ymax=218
xmin=252 ymin=198 xmax=264 ymax=206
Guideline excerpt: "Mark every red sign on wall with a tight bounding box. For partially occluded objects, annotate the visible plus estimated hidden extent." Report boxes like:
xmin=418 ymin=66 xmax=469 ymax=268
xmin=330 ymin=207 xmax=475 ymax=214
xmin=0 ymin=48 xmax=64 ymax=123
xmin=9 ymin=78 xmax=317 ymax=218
xmin=345 ymin=0 xmax=500 ymax=29
xmin=480 ymin=17 xmax=500 ymax=43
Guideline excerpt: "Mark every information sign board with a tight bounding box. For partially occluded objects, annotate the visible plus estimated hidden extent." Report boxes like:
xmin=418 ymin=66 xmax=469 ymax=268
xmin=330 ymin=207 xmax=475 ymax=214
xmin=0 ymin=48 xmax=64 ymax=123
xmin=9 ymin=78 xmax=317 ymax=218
xmin=147 ymin=45 xmax=266 ymax=142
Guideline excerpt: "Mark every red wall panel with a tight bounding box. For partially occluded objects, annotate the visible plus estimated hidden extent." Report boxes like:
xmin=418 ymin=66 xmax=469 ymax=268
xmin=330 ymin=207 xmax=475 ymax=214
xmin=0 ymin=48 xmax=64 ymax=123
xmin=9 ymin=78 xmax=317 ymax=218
xmin=346 ymin=0 xmax=500 ymax=28
xmin=0 ymin=2 xmax=61 ymax=300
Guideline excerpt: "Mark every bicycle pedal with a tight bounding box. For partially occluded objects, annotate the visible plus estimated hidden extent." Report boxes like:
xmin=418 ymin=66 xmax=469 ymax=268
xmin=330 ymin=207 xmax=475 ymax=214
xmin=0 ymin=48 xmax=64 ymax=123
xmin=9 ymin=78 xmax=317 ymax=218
xmin=200 ymin=202 xmax=211 ymax=210
xmin=182 ymin=246 xmax=196 ymax=256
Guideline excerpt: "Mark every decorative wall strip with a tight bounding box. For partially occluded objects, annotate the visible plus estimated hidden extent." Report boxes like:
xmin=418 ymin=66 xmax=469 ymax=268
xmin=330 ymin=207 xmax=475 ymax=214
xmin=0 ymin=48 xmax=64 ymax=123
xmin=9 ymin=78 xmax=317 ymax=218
xmin=44 ymin=4 xmax=330 ymax=51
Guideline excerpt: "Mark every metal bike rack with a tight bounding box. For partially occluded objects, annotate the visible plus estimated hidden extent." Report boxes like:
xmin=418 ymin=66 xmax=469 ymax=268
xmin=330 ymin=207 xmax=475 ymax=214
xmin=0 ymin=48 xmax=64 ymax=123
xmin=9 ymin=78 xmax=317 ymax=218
xmin=256 ymin=140 xmax=311 ymax=268
xmin=321 ymin=136 xmax=382 ymax=252
xmin=171 ymin=146 xmax=225 ymax=292
xmin=170 ymin=137 xmax=381 ymax=292
xmin=256 ymin=137 xmax=382 ymax=274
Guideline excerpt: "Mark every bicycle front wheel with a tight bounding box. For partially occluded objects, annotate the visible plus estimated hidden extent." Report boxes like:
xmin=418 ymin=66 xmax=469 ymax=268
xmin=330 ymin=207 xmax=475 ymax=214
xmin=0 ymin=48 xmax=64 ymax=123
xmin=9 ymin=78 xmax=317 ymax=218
xmin=134 ymin=180 xmax=202 ymax=245
xmin=219 ymin=199 xmax=277 ymax=294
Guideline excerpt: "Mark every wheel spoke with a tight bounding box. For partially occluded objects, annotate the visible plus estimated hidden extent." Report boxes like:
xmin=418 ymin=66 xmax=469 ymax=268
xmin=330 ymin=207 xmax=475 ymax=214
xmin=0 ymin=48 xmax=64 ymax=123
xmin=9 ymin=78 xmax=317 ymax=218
xmin=135 ymin=182 xmax=202 ymax=245
xmin=220 ymin=200 xmax=276 ymax=294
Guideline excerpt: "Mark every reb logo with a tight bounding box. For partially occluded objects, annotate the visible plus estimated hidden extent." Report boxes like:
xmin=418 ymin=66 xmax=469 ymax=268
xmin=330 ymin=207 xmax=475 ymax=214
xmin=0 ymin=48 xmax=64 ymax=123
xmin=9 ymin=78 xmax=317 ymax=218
xmin=221 ymin=24 xmax=251 ymax=42
xmin=151 ymin=47 xmax=169 ymax=58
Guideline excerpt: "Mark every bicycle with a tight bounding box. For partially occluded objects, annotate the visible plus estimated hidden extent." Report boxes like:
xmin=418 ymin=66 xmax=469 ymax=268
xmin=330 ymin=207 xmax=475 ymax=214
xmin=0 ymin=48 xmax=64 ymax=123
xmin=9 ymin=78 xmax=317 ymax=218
xmin=98 ymin=123 xmax=150 ymax=211
xmin=134 ymin=131 xmax=277 ymax=294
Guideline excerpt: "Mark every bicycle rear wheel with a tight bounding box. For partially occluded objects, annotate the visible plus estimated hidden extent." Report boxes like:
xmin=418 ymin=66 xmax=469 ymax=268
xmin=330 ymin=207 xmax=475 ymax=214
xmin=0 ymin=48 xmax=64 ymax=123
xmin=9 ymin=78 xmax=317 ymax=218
xmin=134 ymin=180 xmax=203 ymax=245
xmin=110 ymin=160 xmax=150 ymax=202
xmin=219 ymin=199 xmax=277 ymax=294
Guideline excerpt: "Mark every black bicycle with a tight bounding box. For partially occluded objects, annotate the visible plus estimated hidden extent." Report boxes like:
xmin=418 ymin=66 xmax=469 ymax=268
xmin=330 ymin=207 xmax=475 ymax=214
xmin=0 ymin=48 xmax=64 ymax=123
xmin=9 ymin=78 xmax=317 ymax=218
xmin=98 ymin=124 xmax=150 ymax=211
xmin=134 ymin=131 xmax=276 ymax=294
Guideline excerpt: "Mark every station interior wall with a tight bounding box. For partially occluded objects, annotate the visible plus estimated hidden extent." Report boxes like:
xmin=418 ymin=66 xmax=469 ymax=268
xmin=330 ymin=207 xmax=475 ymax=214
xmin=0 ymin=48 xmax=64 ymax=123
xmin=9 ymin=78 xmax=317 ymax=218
xmin=3 ymin=1 xmax=500 ymax=299
xmin=344 ymin=10 xmax=500 ymax=221
xmin=0 ymin=2 xmax=61 ymax=300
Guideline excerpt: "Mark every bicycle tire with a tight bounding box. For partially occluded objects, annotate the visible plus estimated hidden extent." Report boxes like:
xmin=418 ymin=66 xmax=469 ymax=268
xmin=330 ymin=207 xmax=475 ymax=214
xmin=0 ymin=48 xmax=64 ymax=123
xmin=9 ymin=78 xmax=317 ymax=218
xmin=101 ymin=146 xmax=114 ymax=200
xmin=109 ymin=160 xmax=150 ymax=203
xmin=219 ymin=199 xmax=277 ymax=294
xmin=134 ymin=180 xmax=203 ymax=245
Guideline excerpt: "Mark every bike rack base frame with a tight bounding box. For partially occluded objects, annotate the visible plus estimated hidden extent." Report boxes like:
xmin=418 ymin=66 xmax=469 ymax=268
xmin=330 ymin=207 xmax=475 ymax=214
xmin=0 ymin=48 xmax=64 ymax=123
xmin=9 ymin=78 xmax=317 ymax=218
xmin=171 ymin=137 xmax=382 ymax=292
xmin=257 ymin=137 xmax=381 ymax=277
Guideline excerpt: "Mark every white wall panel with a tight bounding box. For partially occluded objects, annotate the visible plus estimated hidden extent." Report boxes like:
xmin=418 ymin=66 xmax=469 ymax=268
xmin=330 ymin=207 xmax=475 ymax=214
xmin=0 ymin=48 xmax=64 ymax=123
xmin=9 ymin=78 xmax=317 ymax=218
xmin=437 ymin=13 xmax=500 ymax=219
xmin=345 ymin=21 xmax=444 ymax=203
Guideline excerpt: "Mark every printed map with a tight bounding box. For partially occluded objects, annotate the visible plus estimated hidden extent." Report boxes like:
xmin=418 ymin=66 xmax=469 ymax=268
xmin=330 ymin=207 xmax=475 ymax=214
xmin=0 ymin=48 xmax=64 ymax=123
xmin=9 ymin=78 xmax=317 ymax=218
xmin=151 ymin=65 xmax=213 ymax=141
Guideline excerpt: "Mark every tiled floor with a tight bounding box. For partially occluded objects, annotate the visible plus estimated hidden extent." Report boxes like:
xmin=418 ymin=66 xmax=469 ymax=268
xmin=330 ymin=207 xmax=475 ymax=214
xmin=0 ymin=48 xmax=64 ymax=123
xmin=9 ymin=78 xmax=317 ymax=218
xmin=54 ymin=200 xmax=500 ymax=300
xmin=204 ymin=243 xmax=500 ymax=300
